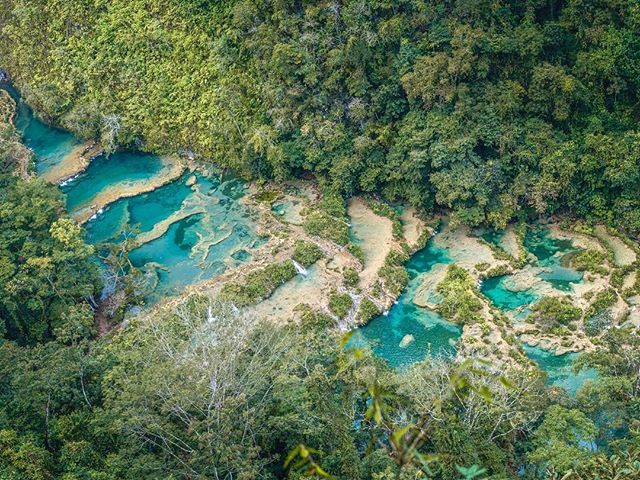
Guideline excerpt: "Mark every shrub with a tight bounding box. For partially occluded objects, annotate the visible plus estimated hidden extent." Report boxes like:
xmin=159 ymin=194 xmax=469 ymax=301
xmin=343 ymin=267 xmax=359 ymax=287
xmin=378 ymin=249 xmax=410 ymax=296
xmin=221 ymin=261 xmax=296 ymax=306
xmin=356 ymin=298 xmax=380 ymax=324
xmin=302 ymin=194 xmax=349 ymax=245
xmin=436 ymin=265 xmax=483 ymax=325
xmin=482 ymin=264 xmax=510 ymax=279
xmin=571 ymin=249 xmax=609 ymax=275
xmin=475 ymin=262 xmax=490 ymax=272
xmin=528 ymin=296 xmax=582 ymax=329
xmin=303 ymin=212 xmax=349 ymax=245
xmin=292 ymin=240 xmax=323 ymax=267
xmin=252 ymin=189 xmax=280 ymax=204
xmin=585 ymin=288 xmax=617 ymax=318
xmin=348 ymin=243 xmax=365 ymax=264
xmin=328 ymin=290 xmax=353 ymax=319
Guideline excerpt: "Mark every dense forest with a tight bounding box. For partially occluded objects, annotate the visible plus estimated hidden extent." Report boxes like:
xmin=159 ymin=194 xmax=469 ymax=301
xmin=2 ymin=0 xmax=640 ymax=479
xmin=1 ymin=0 xmax=639 ymax=231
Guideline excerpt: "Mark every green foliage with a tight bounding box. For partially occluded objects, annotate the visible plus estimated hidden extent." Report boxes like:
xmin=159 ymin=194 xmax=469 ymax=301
xmin=529 ymin=296 xmax=582 ymax=329
xmin=342 ymin=267 xmax=359 ymax=288
xmin=252 ymin=189 xmax=280 ymax=204
xmin=292 ymin=240 xmax=323 ymax=268
xmin=303 ymin=195 xmax=349 ymax=245
xmin=328 ymin=290 xmax=353 ymax=319
xmin=0 ymin=175 xmax=101 ymax=344
xmin=528 ymin=405 xmax=597 ymax=474
xmin=571 ymin=249 xmax=609 ymax=275
xmin=481 ymin=264 xmax=510 ymax=279
xmin=378 ymin=249 xmax=410 ymax=297
xmin=347 ymin=243 xmax=365 ymax=264
xmin=2 ymin=0 xmax=640 ymax=232
xmin=220 ymin=260 xmax=296 ymax=306
xmin=436 ymin=265 xmax=483 ymax=325
xmin=356 ymin=298 xmax=380 ymax=325
xmin=585 ymin=288 xmax=617 ymax=319
xmin=0 ymin=89 xmax=33 ymax=176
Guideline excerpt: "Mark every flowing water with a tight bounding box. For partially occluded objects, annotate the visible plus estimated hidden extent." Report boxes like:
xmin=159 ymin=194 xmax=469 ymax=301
xmin=353 ymin=236 xmax=461 ymax=368
xmin=3 ymin=84 xmax=82 ymax=175
xmin=5 ymin=83 xmax=596 ymax=392
xmin=3 ymin=84 xmax=263 ymax=304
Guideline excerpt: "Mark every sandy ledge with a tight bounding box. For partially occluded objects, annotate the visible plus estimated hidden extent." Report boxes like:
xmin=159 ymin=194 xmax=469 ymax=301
xmin=593 ymin=225 xmax=636 ymax=266
xmin=348 ymin=198 xmax=393 ymax=289
xmin=41 ymin=141 xmax=103 ymax=184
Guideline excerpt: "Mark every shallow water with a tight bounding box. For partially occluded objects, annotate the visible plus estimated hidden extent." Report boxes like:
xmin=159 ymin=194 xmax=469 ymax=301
xmin=89 ymin=173 xmax=264 ymax=303
xmin=525 ymin=228 xmax=583 ymax=288
xmin=2 ymin=84 xmax=80 ymax=175
xmin=481 ymin=276 xmax=538 ymax=311
xmin=4 ymin=84 xmax=264 ymax=305
xmin=354 ymin=237 xmax=461 ymax=368
xmin=62 ymin=152 xmax=167 ymax=213
xmin=482 ymin=228 xmax=583 ymax=310
xmin=523 ymin=345 xmax=598 ymax=395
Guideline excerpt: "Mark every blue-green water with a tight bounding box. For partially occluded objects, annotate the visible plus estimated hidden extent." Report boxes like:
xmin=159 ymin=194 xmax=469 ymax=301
xmin=86 ymin=176 xmax=194 ymax=243
xmin=62 ymin=151 xmax=167 ymax=213
xmin=525 ymin=227 xmax=583 ymax=290
xmin=481 ymin=276 xmax=538 ymax=311
xmin=523 ymin=345 xmax=598 ymax=395
xmin=2 ymin=84 xmax=80 ymax=175
xmin=6 ymin=83 xmax=596 ymax=389
xmin=354 ymin=237 xmax=461 ymax=368
xmin=3 ymin=84 xmax=263 ymax=304
xmin=89 ymin=173 xmax=264 ymax=303
xmin=482 ymin=228 xmax=583 ymax=311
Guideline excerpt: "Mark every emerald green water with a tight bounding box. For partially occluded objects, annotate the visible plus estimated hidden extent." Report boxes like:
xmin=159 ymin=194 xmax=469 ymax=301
xmin=4 ymin=84 xmax=263 ymax=304
xmin=523 ymin=345 xmax=598 ymax=395
xmin=525 ymin=227 xmax=583 ymax=290
xmin=2 ymin=84 xmax=80 ymax=175
xmin=62 ymin=152 xmax=167 ymax=213
xmin=91 ymin=173 xmax=263 ymax=303
xmin=354 ymin=237 xmax=461 ymax=368
xmin=7 ymin=83 xmax=596 ymax=387
xmin=482 ymin=228 xmax=583 ymax=312
xmin=481 ymin=276 xmax=538 ymax=310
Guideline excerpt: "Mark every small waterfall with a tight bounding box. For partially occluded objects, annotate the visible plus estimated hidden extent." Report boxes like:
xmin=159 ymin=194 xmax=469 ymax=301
xmin=292 ymin=260 xmax=308 ymax=276
xmin=207 ymin=305 xmax=216 ymax=323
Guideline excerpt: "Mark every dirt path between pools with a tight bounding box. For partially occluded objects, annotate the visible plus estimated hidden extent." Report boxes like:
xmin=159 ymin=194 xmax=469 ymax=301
xmin=593 ymin=225 xmax=636 ymax=267
xmin=348 ymin=198 xmax=393 ymax=289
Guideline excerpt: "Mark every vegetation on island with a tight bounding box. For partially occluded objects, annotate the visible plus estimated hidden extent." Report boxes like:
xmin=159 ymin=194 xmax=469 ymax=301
xmin=220 ymin=260 xmax=297 ymax=307
xmin=528 ymin=296 xmax=583 ymax=331
xmin=436 ymin=265 xmax=483 ymax=325
xmin=292 ymin=240 xmax=324 ymax=268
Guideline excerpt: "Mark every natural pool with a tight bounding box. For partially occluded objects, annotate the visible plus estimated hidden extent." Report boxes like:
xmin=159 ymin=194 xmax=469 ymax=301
xmin=353 ymin=236 xmax=461 ymax=368
xmin=5 ymin=83 xmax=596 ymax=390
xmin=481 ymin=227 xmax=584 ymax=312
xmin=358 ymin=226 xmax=594 ymax=393
xmin=523 ymin=345 xmax=598 ymax=395
xmin=62 ymin=151 xmax=169 ymax=214
xmin=3 ymin=84 xmax=81 ymax=175
xmin=3 ymin=84 xmax=263 ymax=305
